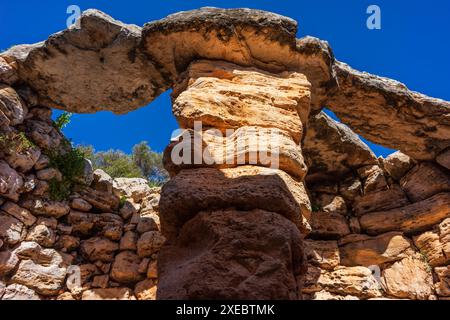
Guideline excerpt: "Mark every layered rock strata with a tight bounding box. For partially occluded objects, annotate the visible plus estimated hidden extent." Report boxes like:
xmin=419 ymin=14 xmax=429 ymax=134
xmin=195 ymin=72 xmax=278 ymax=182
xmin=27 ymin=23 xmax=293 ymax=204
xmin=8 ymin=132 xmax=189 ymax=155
xmin=158 ymin=60 xmax=312 ymax=299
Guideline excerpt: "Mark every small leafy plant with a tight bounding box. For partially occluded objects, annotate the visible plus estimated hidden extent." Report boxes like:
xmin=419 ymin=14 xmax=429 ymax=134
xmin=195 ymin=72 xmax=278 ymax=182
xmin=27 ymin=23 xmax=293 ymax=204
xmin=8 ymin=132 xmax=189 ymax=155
xmin=47 ymin=146 xmax=86 ymax=201
xmin=53 ymin=112 xmax=73 ymax=130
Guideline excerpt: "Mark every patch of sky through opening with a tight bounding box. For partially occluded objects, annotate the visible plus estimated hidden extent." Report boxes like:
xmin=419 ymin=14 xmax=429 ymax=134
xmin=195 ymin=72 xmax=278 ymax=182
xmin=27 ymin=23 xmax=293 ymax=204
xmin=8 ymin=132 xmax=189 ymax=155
xmin=322 ymin=108 xmax=397 ymax=158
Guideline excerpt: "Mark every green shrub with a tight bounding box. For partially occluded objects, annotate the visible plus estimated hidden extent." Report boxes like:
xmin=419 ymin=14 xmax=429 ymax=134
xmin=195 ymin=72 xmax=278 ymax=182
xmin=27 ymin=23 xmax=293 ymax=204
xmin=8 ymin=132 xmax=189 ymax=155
xmin=47 ymin=146 xmax=86 ymax=201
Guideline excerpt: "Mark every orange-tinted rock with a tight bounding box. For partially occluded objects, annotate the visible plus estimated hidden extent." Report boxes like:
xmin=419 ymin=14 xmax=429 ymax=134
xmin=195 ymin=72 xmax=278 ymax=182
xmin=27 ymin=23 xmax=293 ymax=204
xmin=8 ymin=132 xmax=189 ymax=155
xmin=400 ymin=162 xmax=450 ymax=203
xmin=159 ymin=166 xmax=311 ymax=238
xmin=157 ymin=209 xmax=306 ymax=300
xmin=339 ymin=232 xmax=413 ymax=267
xmin=413 ymin=218 xmax=450 ymax=267
xmin=360 ymin=193 xmax=450 ymax=235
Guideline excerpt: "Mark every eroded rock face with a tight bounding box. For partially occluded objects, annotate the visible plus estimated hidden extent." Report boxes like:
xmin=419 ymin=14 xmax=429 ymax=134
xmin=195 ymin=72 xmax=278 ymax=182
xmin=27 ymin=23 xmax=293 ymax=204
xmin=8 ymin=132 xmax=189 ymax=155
xmin=157 ymin=209 xmax=306 ymax=300
xmin=160 ymin=166 xmax=311 ymax=238
xmin=2 ymin=10 xmax=167 ymax=114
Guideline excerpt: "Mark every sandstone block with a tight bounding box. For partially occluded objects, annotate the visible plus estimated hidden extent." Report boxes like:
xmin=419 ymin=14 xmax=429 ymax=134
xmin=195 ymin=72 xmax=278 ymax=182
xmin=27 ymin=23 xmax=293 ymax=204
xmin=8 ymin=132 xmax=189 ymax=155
xmin=360 ymin=193 xmax=450 ymax=235
xmin=164 ymin=126 xmax=307 ymax=179
xmin=160 ymin=166 xmax=311 ymax=238
xmin=339 ymin=232 xmax=413 ymax=267
xmin=400 ymin=162 xmax=450 ymax=203
xmin=157 ymin=209 xmax=306 ymax=300
xmin=413 ymin=218 xmax=450 ymax=267
xmin=381 ymin=255 xmax=433 ymax=300
xmin=172 ymin=60 xmax=310 ymax=143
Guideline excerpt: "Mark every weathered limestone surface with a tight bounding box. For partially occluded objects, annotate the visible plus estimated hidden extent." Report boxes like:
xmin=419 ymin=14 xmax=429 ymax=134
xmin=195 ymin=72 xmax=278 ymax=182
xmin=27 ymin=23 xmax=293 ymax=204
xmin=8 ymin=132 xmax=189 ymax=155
xmin=164 ymin=126 xmax=307 ymax=179
xmin=160 ymin=166 xmax=312 ymax=239
xmin=157 ymin=209 xmax=306 ymax=300
xmin=326 ymin=62 xmax=450 ymax=160
xmin=172 ymin=60 xmax=311 ymax=143
xmin=303 ymin=112 xmax=378 ymax=182
xmin=2 ymin=6 xmax=450 ymax=301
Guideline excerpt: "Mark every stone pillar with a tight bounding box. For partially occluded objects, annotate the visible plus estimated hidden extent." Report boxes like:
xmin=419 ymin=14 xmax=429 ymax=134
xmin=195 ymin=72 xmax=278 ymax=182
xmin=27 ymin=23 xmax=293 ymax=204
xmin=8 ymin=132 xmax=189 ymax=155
xmin=157 ymin=60 xmax=312 ymax=299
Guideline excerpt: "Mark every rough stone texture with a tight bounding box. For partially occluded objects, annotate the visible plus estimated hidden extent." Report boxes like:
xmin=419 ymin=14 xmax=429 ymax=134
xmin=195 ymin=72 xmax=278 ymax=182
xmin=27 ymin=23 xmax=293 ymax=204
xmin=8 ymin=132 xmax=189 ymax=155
xmin=310 ymin=212 xmax=350 ymax=240
xmin=436 ymin=148 xmax=450 ymax=170
xmin=1 ymin=283 xmax=40 ymax=300
xmin=327 ymin=62 xmax=450 ymax=160
xmin=381 ymin=255 xmax=433 ymax=300
xmin=172 ymin=60 xmax=311 ymax=143
xmin=304 ymin=112 xmax=378 ymax=183
xmin=21 ymin=198 xmax=70 ymax=218
xmin=160 ymin=166 xmax=311 ymax=238
xmin=0 ymin=85 xmax=27 ymax=126
xmin=158 ymin=209 xmax=306 ymax=300
xmin=2 ymin=6 xmax=450 ymax=301
xmin=164 ymin=126 xmax=307 ymax=179
xmin=11 ymin=242 xmax=67 ymax=296
xmin=2 ymin=10 xmax=166 ymax=114
xmin=400 ymin=162 xmax=450 ymax=203
xmin=113 ymin=178 xmax=151 ymax=202
xmin=0 ymin=211 xmax=25 ymax=245
xmin=302 ymin=265 xmax=382 ymax=299
xmin=434 ymin=266 xmax=450 ymax=297
xmin=339 ymin=233 xmax=413 ymax=267
xmin=304 ymin=240 xmax=340 ymax=270
xmin=81 ymin=288 xmax=136 ymax=300
xmin=360 ymin=193 xmax=450 ymax=235
xmin=110 ymin=251 xmax=144 ymax=284
xmin=1 ymin=201 xmax=36 ymax=226
xmin=353 ymin=185 xmax=410 ymax=216
xmin=80 ymin=237 xmax=119 ymax=262
xmin=413 ymin=218 xmax=450 ymax=267
xmin=383 ymin=151 xmax=414 ymax=181
xmin=0 ymin=160 xmax=23 ymax=202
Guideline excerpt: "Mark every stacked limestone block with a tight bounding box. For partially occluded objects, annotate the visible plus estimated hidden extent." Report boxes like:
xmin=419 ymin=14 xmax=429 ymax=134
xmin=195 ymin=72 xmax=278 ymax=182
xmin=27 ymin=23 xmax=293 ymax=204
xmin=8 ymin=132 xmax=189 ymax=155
xmin=0 ymin=57 xmax=164 ymax=300
xmin=158 ymin=60 xmax=313 ymax=299
xmin=302 ymin=150 xmax=450 ymax=300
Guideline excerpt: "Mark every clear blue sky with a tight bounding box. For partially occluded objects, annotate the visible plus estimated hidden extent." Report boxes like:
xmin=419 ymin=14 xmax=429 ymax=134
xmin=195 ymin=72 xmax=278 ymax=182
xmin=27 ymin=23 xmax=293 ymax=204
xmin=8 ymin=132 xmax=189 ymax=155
xmin=1 ymin=0 xmax=449 ymax=156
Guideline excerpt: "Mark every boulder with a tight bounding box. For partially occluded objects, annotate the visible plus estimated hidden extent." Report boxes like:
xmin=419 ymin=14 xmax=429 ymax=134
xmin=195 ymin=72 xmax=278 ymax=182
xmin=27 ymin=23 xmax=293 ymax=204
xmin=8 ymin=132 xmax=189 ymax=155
xmin=172 ymin=60 xmax=310 ymax=143
xmin=434 ymin=266 xmax=450 ymax=297
xmin=353 ymin=185 xmax=410 ymax=216
xmin=157 ymin=209 xmax=306 ymax=300
xmin=164 ymin=126 xmax=307 ymax=179
xmin=1 ymin=283 xmax=40 ymax=300
xmin=436 ymin=148 xmax=450 ymax=170
xmin=0 ymin=211 xmax=25 ymax=245
xmin=0 ymin=85 xmax=27 ymax=126
xmin=134 ymin=279 xmax=157 ymax=300
xmin=1 ymin=201 xmax=36 ymax=226
xmin=382 ymin=151 xmax=414 ymax=181
xmin=310 ymin=212 xmax=350 ymax=240
xmin=20 ymin=198 xmax=70 ymax=218
xmin=137 ymin=231 xmax=166 ymax=258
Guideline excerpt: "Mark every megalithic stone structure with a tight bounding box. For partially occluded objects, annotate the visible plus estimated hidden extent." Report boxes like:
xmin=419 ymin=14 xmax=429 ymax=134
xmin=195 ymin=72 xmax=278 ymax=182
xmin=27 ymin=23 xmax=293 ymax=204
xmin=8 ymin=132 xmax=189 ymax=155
xmin=157 ymin=60 xmax=313 ymax=299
